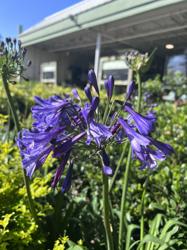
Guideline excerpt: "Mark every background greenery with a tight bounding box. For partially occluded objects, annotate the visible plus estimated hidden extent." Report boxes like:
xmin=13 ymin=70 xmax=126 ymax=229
xmin=0 ymin=77 xmax=186 ymax=249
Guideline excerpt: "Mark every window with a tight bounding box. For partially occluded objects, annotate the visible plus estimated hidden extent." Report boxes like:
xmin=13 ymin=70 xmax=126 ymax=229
xmin=43 ymin=71 xmax=55 ymax=79
xmin=102 ymin=69 xmax=128 ymax=80
xmin=166 ymin=54 xmax=187 ymax=76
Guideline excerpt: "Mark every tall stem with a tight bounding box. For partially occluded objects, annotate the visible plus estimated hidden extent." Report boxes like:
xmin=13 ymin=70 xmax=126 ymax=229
xmin=140 ymin=175 xmax=149 ymax=250
xmin=102 ymin=173 xmax=114 ymax=250
xmin=103 ymin=101 xmax=110 ymax=124
xmin=137 ymin=72 xmax=142 ymax=113
xmin=136 ymin=71 xmax=146 ymax=249
xmin=109 ymin=142 xmax=128 ymax=193
xmin=118 ymin=71 xmax=142 ymax=250
xmin=140 ymin=190 xmax=146 ymax=249
xmin=118 ymin=147 xmax=131 ymax=250
xmin=2 ymin=70 xmax=38 ymax=224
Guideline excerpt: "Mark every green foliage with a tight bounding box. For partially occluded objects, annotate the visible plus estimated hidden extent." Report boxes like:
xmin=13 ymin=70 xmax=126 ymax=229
xmin=66 ymin=239 xmax=88 ymax=250
xmin=53 ymin=235 xmax=69 ymax=250
xmin=0 ymin=142 xmax=51 ymax=249
xmin=142 ymin=75 xmax=162 ymax=101
xmin=133 ymin=214 xmax=186 ymax=250
xmin=0 ymin=114 xmax=8 ymax=129
xmin=163 ymin=72 xmax=187 ymax=99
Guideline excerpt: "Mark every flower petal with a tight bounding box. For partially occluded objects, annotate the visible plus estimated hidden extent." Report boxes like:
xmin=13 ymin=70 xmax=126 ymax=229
xmin=51 ymin=151 xmax=71 ymax=188
xmin=124 ymin=103 xmax=156 ymax=135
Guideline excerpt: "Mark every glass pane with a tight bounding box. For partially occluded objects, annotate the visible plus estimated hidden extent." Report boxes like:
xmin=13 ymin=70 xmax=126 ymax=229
xmin=102 ymin=69 xmax=128 ymax=80
xmin=43 ymin=71 xmax=55 ymax=79
xmin=167 ymin=55 xmax=187 ymax=75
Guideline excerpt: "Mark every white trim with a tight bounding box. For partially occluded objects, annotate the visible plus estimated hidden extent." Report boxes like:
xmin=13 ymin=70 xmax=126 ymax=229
xmin=21 ymin=0 xmax=112 ymax=35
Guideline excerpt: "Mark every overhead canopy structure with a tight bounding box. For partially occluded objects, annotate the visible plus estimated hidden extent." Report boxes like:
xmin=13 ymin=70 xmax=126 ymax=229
xmin=20 ymin=0 xmax=187 ymax=54
xmin=19 ymin=0 xmax=187 ymax=84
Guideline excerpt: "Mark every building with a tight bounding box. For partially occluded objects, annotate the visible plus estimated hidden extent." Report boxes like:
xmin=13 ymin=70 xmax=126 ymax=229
xmin=19 ymin=0 xmax=187 ymax=86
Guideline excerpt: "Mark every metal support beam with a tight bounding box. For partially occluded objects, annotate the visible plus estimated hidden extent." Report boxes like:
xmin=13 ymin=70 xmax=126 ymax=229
xmin=94 ymin=33 xmax=101 ymax=80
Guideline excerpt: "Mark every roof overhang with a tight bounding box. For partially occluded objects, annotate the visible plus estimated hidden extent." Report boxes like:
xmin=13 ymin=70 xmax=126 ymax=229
xmin=20 ymin=0 xmax=187 ymax=54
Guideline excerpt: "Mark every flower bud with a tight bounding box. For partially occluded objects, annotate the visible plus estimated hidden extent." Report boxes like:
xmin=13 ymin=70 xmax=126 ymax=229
xmin=72 ymin=88 xmax=80 ymax=101
xmin=101 ymin=150 xmax=113 ymax=176
xmin=126 ymin=80 xmax=135 ymax=101
xmin=84 ymin=84 xmax=92 ymax=102
xmin=104 ymin=75 xmax=114 ymax=101
xmin=88 ymin=69 xmax=99 ymax=95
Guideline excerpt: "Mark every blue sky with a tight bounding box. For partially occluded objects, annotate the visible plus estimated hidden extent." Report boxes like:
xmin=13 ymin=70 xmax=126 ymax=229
xmin=0 ymin=0 xmax=82 ymax=39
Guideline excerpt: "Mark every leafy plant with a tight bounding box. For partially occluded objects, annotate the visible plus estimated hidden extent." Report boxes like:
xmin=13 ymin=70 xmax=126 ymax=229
xmin=126 ymin=214 xmax=186 ymax=250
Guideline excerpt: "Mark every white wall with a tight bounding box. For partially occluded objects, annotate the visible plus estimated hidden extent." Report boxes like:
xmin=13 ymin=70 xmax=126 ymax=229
xmin=25 ymin=46 xmax=59 ymax=82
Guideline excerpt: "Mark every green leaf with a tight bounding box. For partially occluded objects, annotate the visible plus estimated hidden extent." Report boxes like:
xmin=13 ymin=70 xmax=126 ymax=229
xmin=125 ymin=224 xmax=139 ymax=250
xmin=159 ymin=219 xmax=187 ymax=240
xmin=137 ymin=234 xmax=166 ymax=250
xmin=0 ymin=213 xmax=13 ymax=230
xmin=146 ymin=214 xmax=163 ymax=250
xmin=67 ymin=240 xmax=88 ymax=250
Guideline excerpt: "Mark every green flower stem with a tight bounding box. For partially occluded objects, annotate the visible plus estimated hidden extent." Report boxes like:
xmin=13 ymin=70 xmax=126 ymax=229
xmin=118 ymin=147 xmax=132 ymax=250
xmin=109 ymin=141 xmax=128 ymax=193
xmin=105 ymin=100 xmax=114 ymax=124
xmin=140 ymin=190 xmax=146 ymax=249
xmin=136 ymin=72 xmax=142 ymax=113
xmin=102 ymin=173 xmax=114 ymax=250
xmin=103 ymin=101 xmax=110 ymax=124
xmin=140 ymin=175 xmax=149 ymax=250
xmin=118 ymin=70 xmax=142 ymax=250
xmin=2 ymin=69 xmax=38 ymax=224
xmin=136 ymin=70 xmax=147 ymax=249
xmin=5 ymin=106 xmax=11 ymax=142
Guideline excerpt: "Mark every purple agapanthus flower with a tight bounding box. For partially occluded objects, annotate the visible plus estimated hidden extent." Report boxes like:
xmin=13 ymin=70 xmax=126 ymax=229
xmin=17 ymin=69 xmax=174 ymax=193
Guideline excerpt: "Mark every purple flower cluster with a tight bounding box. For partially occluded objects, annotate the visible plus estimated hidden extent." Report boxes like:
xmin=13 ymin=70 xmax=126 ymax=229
xmin=17 ymin=70 xmax=173 ymax=192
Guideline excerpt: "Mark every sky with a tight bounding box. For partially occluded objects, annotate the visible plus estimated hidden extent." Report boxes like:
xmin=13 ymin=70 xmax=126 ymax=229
xmin=0 ymin=0 xmax=82 ymax=39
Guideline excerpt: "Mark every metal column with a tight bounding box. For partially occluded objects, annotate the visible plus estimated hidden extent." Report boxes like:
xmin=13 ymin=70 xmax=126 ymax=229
xmin=94 ymin=33 xmax=101 ymax=81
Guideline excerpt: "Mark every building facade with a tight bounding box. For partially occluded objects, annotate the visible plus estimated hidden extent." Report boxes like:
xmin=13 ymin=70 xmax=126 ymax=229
xmin=19 ymin=0 xmax=187 ymax=86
